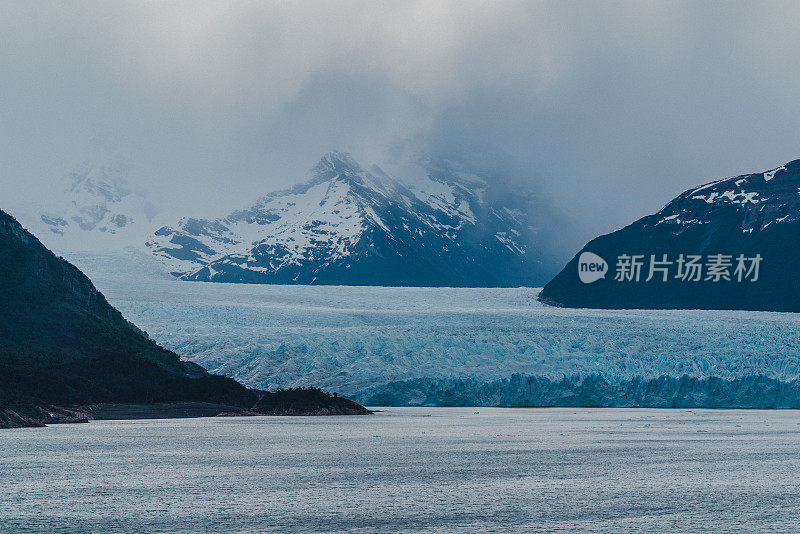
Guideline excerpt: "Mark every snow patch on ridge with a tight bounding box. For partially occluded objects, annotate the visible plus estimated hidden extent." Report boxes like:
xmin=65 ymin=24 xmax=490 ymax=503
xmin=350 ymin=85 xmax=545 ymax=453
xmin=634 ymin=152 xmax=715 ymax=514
xmin=764 ymin=166 xmax=785 ymax=182
xmin=656 ymin=159 xmax=800 ymax=232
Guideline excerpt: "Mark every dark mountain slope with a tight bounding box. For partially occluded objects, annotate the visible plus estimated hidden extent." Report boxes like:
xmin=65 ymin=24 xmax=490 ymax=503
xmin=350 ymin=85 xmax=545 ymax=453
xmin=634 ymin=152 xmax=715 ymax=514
xmin=539 ymin=159 xmax=800 ymax=311
xmin=0 ymin=209 xmax=256 ymax=425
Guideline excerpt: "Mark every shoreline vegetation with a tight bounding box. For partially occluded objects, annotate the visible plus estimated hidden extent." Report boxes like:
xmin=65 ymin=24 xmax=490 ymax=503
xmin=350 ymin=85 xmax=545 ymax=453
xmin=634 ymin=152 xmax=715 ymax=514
xmin=1 ymin=389 xmax=373 ymax=429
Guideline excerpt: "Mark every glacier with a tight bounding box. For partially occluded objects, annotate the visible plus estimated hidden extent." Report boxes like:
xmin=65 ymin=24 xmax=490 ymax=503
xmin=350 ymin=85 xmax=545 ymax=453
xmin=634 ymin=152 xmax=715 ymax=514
xmin=359 ymin=374 xmax=800 ymax=408
xmin=72 ymin=250 xmax=800 ymax=406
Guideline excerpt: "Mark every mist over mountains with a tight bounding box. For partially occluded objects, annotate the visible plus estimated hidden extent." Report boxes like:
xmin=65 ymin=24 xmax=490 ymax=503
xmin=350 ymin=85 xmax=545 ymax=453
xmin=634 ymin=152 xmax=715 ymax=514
xmin=9 ymin=149 xmax=800 ymax=299
xmin=11 ymin=152 xmax=566 ymax=287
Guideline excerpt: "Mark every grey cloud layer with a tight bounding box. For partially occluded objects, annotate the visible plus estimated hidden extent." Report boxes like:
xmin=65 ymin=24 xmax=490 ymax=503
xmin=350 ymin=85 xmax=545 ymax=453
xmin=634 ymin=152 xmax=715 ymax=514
xmin=2 ymin=1 xmax=800 ymax=248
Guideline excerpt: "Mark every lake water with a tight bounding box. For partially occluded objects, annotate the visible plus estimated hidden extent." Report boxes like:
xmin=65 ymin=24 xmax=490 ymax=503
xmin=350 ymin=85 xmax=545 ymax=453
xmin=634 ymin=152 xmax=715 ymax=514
xmin=3 ymin=408 xmax=800 ymax=533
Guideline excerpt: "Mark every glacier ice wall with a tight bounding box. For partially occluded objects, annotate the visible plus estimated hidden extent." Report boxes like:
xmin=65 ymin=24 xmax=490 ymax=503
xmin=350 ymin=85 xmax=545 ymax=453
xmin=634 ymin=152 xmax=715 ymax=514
xmin=74 ymin=253 xmax=800 ymax=400
xmin=357 ymin=374 xmax=800 ymax=408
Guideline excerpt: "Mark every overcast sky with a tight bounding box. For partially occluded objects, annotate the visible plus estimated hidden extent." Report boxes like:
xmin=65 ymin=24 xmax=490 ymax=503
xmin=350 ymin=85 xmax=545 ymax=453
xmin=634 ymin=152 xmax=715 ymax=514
xmin=2 ymin=1 xmax=800 ymax=245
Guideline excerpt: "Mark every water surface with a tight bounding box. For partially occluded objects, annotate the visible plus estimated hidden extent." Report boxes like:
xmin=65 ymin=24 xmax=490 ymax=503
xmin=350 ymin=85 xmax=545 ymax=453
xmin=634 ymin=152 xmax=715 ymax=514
xmin=3 ymin=408 xmax=800 ymax=532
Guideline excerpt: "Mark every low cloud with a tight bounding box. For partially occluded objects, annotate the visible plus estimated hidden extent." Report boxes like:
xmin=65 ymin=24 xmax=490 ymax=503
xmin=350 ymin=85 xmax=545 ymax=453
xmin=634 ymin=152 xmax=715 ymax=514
xmin=2 ymin=1 xmax=800 ymax=251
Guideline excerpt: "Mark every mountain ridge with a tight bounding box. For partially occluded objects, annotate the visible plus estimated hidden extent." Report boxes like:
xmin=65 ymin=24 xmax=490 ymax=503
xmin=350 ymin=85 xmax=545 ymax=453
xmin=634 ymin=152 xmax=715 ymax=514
xmin=539 ymin=159 xmax=800 ymax=311
xmin=0 ymin=208 xmax=258 ymax=426
xmin=147 ymin=152 xmax=557 ymax=286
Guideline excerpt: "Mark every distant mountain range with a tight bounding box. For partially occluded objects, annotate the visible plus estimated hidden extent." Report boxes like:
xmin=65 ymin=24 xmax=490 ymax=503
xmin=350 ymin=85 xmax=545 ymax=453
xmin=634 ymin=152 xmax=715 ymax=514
xmin=539 ymin=159 xmax=800 ymax=312
xmin=15 ymin=152 xmax=561 ymax=287
xmin=16 ymin=154 xmax=800 ymax=306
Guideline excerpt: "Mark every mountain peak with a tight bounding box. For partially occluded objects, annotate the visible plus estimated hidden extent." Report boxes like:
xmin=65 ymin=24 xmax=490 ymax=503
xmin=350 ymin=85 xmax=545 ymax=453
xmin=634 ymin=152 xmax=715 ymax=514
xmin=313 ymin=151 xmax=363 ymax=176
xmin=67 ymin=165 xmax=130 ymax=203
xmin=146 ymin=152 xmax=552 ymax=286
xmin=421 ymin=157 xmax=487 ymax=189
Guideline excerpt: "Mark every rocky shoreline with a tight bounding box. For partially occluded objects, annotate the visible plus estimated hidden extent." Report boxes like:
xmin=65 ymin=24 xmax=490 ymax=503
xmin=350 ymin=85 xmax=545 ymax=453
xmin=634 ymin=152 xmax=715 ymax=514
xmin=1 ymin=390 xmax=373 ymax=429
xmin=0 ymin=405 xmax=90 ymax=429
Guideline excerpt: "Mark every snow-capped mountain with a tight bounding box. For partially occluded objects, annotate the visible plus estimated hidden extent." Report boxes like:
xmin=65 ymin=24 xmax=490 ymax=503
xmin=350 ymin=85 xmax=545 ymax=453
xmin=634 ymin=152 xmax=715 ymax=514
xmin=147 ymin=152 xmax=557 ymax=286
xmin=540 ymin=159 xmax=800 ymax=311
xmin=12 ymin=163 xmax=158 ymax=252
